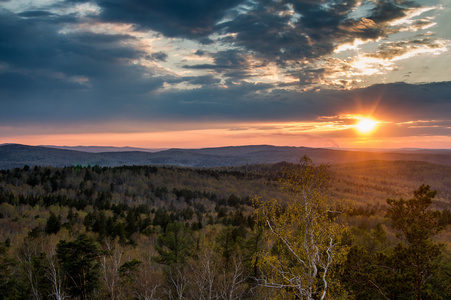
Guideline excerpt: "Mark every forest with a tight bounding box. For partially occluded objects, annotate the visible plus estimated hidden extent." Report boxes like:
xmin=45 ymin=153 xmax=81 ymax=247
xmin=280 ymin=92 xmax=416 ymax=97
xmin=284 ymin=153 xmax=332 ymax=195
xmin=0 ymin=158 xmax=450 ymax=299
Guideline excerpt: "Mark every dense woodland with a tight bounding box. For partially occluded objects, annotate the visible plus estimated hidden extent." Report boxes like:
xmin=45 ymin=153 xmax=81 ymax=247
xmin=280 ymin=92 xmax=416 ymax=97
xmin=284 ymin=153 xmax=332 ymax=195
xmin=0 ymin=159 xmax=450 ymax=299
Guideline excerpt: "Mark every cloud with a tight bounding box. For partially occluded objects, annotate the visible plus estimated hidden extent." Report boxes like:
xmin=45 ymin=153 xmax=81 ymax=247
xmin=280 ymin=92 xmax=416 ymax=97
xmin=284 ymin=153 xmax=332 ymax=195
xmin=0 ymin=10 xmax=142 ymax=72
xmin=149 ymin=51 xmax=168 ymax=62
xmin=367 ymin=34 xmax=449 ymax=60
xmin=216 ymin=0 xmax=412 ymax=65
xmin=3 ymin=0 xmax=446 ymax=90
xmin=338 ymin=17 xmax=383 ymax=40
xmin=181 ymin=75 xmax=221 ymax=86
xmin=95 ymin=0 xmax=245 ymax=40
xmin=368 ymin=0 xmax=412 ymax=23
xmin=0 ymin=9 xmax=169 ymax=122
xmin=0 ymin=0 xmax=450 ymax=142
xmin=5 ymin=74 xmax=450 ymax=126
xmin=17 ymin=10 xmax=57 ymax=17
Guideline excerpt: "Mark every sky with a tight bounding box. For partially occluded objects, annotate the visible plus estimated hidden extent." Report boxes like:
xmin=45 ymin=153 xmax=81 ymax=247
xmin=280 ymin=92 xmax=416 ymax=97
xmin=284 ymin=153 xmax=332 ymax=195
xmin=1 ymin=0 xmax=451 ymax=149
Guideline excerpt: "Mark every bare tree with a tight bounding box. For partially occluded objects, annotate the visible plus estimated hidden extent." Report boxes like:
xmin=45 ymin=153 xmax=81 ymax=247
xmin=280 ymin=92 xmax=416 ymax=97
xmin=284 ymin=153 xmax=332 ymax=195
xmin=219 ymin=253 xmax=248 ymax=300
xmin=45 ymin=255 xmax=68 ymax=300
xmin=18 ymin=236 xmax=44 ymax=300
xmin=100 ymin=238 xmax=124 ymax=300
xmin=189 ymin=247 xmax=218 ymax=300
xmin=163 ymin=265 xmax=189 ymax=300
xmin=131 ymin=258 xmax=163 ymax=300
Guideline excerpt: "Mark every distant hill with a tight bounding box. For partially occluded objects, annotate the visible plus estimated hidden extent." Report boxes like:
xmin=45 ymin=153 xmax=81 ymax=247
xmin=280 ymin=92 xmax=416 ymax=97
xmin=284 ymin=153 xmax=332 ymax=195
xmin=1 ymin=144 xmax=451 ymax=170
xmin=40 ymin=145 xmax=166 ymax=153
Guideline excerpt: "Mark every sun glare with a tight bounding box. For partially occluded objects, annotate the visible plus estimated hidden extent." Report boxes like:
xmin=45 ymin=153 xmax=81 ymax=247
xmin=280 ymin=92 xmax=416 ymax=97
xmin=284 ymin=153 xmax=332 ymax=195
xmin=355 ymin=118 xmax=378 ymax=134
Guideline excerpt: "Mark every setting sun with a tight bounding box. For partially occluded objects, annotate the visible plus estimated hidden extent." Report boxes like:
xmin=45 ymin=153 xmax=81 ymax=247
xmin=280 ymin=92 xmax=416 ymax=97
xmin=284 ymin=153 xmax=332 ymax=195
xmin=355 ymin=118 xmax=378 ymax=134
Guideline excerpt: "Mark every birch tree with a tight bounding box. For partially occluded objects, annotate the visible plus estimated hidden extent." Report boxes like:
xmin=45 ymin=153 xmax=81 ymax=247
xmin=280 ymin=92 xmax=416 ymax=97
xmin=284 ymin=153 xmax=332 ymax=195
xmin=256 ymin=156 xmax=347 ymax=300
xmin=45 ymin=255 xmax=67 ymax=300
xmin=100 ymin=238 xmax=124 ymax=300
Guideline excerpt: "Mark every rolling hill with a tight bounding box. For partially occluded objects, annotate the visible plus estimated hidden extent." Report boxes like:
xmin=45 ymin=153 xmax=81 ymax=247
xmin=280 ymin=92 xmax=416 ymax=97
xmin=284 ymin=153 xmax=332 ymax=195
xmin=1 ymin=144 xmax=451 ymax=170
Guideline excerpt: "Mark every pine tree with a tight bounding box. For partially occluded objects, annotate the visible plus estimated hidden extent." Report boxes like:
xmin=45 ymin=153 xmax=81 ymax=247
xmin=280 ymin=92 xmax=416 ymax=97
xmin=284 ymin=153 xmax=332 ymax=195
xmin=56 ymin=234 xmax=103 ymax=300
xmin=45 ymin=212 xmax=61 ymax=234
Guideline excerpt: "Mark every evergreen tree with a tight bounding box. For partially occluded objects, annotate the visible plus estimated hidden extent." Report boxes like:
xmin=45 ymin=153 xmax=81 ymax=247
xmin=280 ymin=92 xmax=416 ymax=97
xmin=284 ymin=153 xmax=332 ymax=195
xmin=343 ymin=185 xmax=449 ymax=299
xmin=386 ymin=184 xmax=446 ymax=299
xmin=0 ymin=240 xmax=26 ymax=299
xmin=154 ymin=222 xmax=194 ymax=265
xmin=45 ymin=212 xmax=62 ymax=234
xmin=56 ymin=234 xmax=103 ymax=300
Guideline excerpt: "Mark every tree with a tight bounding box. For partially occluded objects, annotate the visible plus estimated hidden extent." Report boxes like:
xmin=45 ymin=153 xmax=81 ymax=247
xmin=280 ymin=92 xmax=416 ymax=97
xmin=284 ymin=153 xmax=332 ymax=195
xmin=18 ymin=234 xmax=49 ymax=300
xmin=100 ymin=238 xmax=124 ymax=300
xmin=0 ymin=239 xmax=25 ymax=299
xmin=342 ymin=185 xmax=449 ymax=299
xmin=217 ymin=225 xmax=244 ymax=263
xmin=188 ymin=244 xmax=220 ymax=300
xmin=56 ymin=234 xmax=103 ymax=300
xmin=132 ymin=259 xmax=164 ymax=300
xmin=218 ymin=252 xmax=249 ymax=300
xmin=255 ymin=156 xmax=347 ymax=300
xmin=386 ymin=184 xmax=446 ymax=299
xmin=45 ymin=212 xmax=62 ymax=235
xmin=154 ymin=222 xmax=194 ymax=266
xmin=45 ymin=254 xmax=67 ymax=300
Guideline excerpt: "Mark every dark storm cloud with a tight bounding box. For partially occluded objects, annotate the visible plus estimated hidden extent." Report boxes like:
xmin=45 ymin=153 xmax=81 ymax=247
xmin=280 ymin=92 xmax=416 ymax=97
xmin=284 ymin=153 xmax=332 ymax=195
xmin=202 ymin=0 xmax=431 ymax=85
xmin=58 ymin=0 xmax=430 ymax=72
xmin=44 ymin=0 xmax=439 ymax=86
xmin=121 ymin=79 xmax=448 ymax=127
xmin=347 ymin=81 xmax=451 ymax=121
xmin=183 ymin=50 xmax=259 ymax=79
xmin=119 ymin=81 xmax=451 ymax=126
xmin=93 ymin=0 xmax=245 ymax=40
xmin=17 ymin=11 xmax=58 ymax=18
xmin=218 ymin=1 xmax=316 ymax=64
xmin=142 ymin=81 xmax=278 ymax=121
xmin=182 ymin=75 xmax=221 ymax=86
xmin=149 ymin=51 xmax=168 ymax=62
xmin=217 ymin=0 xmax=352 ymax=64
xmin=368 ymin=0 xmax=415 ymax=23
xmin=0 ymin=10 xmax=141 ymax=73
xmin=1 ymin=0 xmax=448 ymax=136
xmin=194 ymin=50 xmax=205 ymax=56
xmin=0 ymin=9 xmax=167 ymax=123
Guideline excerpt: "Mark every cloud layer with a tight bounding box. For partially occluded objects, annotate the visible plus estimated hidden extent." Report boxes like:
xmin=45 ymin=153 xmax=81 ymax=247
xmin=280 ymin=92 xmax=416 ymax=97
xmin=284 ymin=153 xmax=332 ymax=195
xmin=0 ymin=0 xmax=450 ymax=146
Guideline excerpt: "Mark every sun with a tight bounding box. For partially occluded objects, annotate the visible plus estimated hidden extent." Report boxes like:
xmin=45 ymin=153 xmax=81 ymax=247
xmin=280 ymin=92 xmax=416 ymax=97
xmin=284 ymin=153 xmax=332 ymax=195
xmin=355 ymin=118 xmax=378 ymax=134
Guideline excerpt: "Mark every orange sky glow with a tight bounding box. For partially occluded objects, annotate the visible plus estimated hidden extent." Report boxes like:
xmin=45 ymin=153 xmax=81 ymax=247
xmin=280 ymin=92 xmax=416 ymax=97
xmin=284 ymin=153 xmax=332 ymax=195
xmin=3 ymin=118 xmax=451 ymax=150
xmin=1 ymin=0 xmax=450 ymax=150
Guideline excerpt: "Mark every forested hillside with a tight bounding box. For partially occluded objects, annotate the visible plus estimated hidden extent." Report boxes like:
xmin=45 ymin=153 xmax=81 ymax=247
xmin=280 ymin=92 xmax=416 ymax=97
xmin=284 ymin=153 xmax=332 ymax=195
xmin=3 ymin=144 xmax=451 ymax=169
xmin=0 ymin=161 xmax=450 ymax=299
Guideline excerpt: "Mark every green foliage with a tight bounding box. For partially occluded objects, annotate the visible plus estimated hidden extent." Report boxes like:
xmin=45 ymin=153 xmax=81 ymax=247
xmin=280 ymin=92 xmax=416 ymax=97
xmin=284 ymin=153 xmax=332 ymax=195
xmin=342 ymin=185 xmax=450 ymax=299
xmin=119 ymin=259 xmax=142 ymax=282
xmin=45 ymin=211 xmax=62 ymax=234
xmin=56 ymin=234 xmax=103 ymax=300
xmin=154 ymin=221 xmax=195 ymax=265
xmin=29 ymin=252 xmax=47 ymax=299
xmin=387 ymin=184 xmax=440 ymax=243
xmin=0 ymin=162 xmax=451 ymax=298
xmin=255 ymin=156 xmax=348 ymax=299
xmin=386 ymin=184 xmax=446 ymax=299
xmin=216 ymin=225 xmax=245 ymax=262
xmin=342 ymin=246 xmax=399 ymax=299
xmin=0 ymin=240 xmax=26 ymax=300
